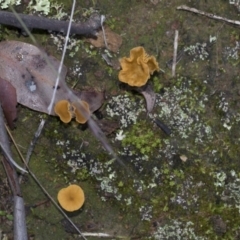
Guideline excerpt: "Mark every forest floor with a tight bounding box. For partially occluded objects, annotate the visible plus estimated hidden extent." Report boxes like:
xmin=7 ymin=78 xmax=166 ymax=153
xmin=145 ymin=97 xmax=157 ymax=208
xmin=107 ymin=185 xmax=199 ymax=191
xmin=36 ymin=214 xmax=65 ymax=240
xmin=1 ymin=0 xmax=240 ymax=239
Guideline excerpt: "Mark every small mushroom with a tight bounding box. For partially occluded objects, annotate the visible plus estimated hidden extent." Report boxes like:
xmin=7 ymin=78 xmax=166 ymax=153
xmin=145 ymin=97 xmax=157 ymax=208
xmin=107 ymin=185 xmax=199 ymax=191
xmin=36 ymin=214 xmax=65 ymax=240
xmin=54 ymin=100 xmax=72 ymax=123
xmin=57 ymin=184 xmax=85 ymax=212
xmin=72 ymin=100 xmax=90 ymax=124
xmin=118 ymin=46 xmax=159 ymax=87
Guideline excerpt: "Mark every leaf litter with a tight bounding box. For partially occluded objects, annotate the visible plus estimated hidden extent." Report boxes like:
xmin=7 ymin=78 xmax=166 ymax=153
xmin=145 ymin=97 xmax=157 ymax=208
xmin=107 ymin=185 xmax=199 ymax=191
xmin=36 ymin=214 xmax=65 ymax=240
xmin=0 ymin=40 xmax=104 ymax=123
xmin=2 ymin=0 xmax=240 ymax=239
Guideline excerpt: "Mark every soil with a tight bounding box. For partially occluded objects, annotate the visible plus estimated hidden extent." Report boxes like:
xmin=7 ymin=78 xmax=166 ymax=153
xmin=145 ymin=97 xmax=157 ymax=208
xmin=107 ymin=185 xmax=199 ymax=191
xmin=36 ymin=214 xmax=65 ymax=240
xmin=1 ymin=0 xmax=240 ymax=239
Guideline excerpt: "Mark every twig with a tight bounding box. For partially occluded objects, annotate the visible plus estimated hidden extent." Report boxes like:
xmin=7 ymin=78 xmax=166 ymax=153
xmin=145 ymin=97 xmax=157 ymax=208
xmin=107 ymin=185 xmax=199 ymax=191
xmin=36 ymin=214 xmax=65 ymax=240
xmin=14 ymin=196 xmax=28 ymax=240
xmin=0 ymin=108 xmax=24 ymax=195
xmin=6 ymin=118 xmax=46 ymax=183
xmin=0 ymin=10 xmax=102 ymax=36
xmin=25 ymin=119 xmax=46 ymax=164
xmin=0 ymin=141 xmax=27 ymax=173
xmin=47 ymin=0 xmax=76 ymax=114
xmin=6 ymin=5 xmax=87 ymax=237
xmin=7 ymin=129 xmax=87 ymax=239
xmin=177 ymin=5 xmax=240 ymax=26
xmin=100 ymin=15 xmax=109 ymax=49
xmin=172 ymin=30 xmax=179 ymax=77
xmin=87 ymin=117 xmax=126 ymax=168
xmin=0 ymin=104 xmax=28 ymax=240
xmin=82 ymin=232 xmax=128 ymax=238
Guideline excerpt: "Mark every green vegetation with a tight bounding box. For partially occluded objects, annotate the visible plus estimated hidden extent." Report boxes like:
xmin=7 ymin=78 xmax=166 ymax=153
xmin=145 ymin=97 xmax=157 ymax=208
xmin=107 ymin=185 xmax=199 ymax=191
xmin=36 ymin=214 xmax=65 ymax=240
xmin=122 ymin=121 xmax=161 ymax=155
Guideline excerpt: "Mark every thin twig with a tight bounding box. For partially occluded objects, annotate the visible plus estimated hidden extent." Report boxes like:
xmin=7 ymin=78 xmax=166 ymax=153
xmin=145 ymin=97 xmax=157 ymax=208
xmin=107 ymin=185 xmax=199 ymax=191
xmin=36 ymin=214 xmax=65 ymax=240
xmin=0 ymin=105 xmax=28 ymax=240
xmin=18 ymin=118 xmax=46 ymax=182
xmin=0 ymin=141 xmax=27 ymax=173
xmin=47 ymin=0 xmax=76 ymax=114
xmin=7 ymin=2 xmax=88 ymax=238
xmin=82 ymin=232 xmax=128 ymax=238
xmin=7 ymin=129 xmax=87 ymax=240
xmin=177 ymin=5 xmax=240 ymax=26
xmin=87 ymin=117 xmax=126 ymax=168
xmin=101 ymin=15 xmax=109 ymax=49
xmin=172 ymin=30 xmax=179 ymax=77
xmin=25 ymin=119 xmax=46 ymax=164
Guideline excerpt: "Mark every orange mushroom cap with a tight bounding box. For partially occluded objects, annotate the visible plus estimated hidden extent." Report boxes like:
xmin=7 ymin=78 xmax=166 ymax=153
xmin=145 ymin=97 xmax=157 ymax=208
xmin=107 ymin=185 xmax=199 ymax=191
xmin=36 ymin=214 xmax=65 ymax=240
xmin=57 ymin=184 xmax=85 ymax=212
xmin=72 ymin=100 xmax=90 ymax=124
xmin=54 ymin=100 xmax=72 ymax=123
xmin=118 ymin=46 xmax=159 ymax=87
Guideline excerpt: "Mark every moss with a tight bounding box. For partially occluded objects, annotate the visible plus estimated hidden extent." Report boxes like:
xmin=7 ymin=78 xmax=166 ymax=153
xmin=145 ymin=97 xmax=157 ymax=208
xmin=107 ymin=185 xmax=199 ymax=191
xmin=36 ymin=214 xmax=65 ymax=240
xmin=2 ymin=0 xmax=240 ymax=239
xmin=122 ymin=120 xmax=162 ymax=155
xmin=75 ymin=167 xmax=90 ymax=181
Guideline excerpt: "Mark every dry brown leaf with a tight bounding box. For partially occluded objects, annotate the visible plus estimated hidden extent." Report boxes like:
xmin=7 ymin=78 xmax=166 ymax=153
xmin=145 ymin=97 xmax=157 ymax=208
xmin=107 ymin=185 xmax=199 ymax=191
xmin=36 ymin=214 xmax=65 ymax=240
xmin=137 ymin=84 xmax=156 ymax=113
xmin=88 ymin=26 xmax=122 ymax=53
xmin=0 ymin=41 xmax=103 ymax=117
xmin=97 ymin=119 xmax=119 ymax=135
xmin=0 ymin=77 xmax=17 ymax=129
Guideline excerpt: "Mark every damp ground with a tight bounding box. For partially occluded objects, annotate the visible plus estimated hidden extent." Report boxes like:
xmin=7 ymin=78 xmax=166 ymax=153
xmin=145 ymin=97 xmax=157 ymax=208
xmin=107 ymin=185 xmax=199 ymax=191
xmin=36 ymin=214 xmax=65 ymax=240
xmin=1 ymin=0 xmax=240 ymax=239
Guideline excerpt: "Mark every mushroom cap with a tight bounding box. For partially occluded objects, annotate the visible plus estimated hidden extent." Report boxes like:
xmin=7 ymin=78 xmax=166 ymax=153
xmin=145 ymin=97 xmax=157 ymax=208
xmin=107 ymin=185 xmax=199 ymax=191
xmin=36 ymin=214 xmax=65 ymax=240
xmin=72 ymin=100 xmax=90 ymax=124
xmin=57 ymin=184 xmax=85 ymax=212
xmin=54 ymin=100 xmax=72 ymax=123
xmin=118 ymin=46 xmax=159 ymax=87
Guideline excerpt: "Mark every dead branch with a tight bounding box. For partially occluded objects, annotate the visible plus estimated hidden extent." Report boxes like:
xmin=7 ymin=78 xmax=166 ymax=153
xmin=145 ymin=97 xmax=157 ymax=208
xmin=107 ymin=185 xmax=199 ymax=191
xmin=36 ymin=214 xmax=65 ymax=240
xmin=0 ymin=10 xmax=102 ymax=36
xmin=6 ymin=124 xmax=87 ymax=239
xmin=177 ymin=5 xmax=240 ymax=26
xmin=0 ymin=104 xmax=28 ymax=240
xmin=14 ymin=196 xmax=28 ymax=240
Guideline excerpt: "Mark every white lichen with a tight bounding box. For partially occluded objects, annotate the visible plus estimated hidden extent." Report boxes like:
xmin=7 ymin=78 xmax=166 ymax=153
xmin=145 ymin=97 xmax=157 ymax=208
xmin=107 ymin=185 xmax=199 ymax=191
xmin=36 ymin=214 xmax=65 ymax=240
xmin=0 ymin=0 xmax=21 ymax=9
xmin=106 ymin=94 xmax=146 ymax=128
xmin=223 ymin=41 xmax=240 ymax=60
xmin=28 ymin=0 xmax=51 ymax=15
xmin=184 ymin=42 xmax=209 ymax=62
xmin=139 ymin=205 xmax=153 ymax=221
xmin=214 ymin=170 xmax=240 ymax=213
xmin=152 ymin=220 xmax=205 ymax=240
xmin=115 ymin=130 xmax=126 ymax=141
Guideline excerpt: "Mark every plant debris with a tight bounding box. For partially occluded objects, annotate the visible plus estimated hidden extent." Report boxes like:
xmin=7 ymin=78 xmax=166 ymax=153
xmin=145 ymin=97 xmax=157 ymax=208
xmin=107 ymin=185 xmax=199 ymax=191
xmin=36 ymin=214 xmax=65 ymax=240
xmin=0 ymin=77 xmax=17 ymax=129
xmin=88 ymin=26 xmax=122 ymax=52
xmin=0 ymin=11 xmax=102 ymax=36
xmin=0 ymin=40 xmax=104 ymax=118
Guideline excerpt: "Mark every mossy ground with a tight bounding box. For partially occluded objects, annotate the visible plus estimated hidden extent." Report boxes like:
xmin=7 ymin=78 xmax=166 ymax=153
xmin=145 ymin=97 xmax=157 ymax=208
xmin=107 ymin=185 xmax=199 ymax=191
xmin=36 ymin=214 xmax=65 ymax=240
xmin=0 ymin=0 xmax=240 ymax=239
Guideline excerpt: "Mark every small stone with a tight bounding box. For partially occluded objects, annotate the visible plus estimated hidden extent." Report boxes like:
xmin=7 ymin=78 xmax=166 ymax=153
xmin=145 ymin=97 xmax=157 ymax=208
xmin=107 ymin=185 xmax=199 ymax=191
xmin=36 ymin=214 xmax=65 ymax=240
xmin=180 ymin=155 xmax=188 ymax=162
xmin=210 ymin=215 xmax=227 ymax=236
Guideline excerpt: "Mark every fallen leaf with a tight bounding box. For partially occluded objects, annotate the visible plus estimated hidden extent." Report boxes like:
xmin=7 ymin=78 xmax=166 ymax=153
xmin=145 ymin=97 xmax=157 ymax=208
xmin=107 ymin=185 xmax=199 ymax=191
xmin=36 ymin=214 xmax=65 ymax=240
xmin=137 ymin=84 xmax=156 ymax=113
xmin=76 ymin=90 xmax=104 ymax=113
xmin=0 ymin=40 xmax=103 ymax=116
xmin=0 ymin=77 xmax=17 ymax=129
xmin=88 ymin=26 xmax=122 ymax=53
xmin=97 ymin=119 xmax=119 ymax=135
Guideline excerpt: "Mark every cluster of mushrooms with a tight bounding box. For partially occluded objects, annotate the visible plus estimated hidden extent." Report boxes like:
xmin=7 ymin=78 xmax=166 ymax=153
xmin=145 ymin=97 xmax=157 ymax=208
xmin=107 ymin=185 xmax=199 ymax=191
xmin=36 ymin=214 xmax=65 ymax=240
xmin=54 ymin=46 xmax=159 ymax=125
xmin=56 ymin=47 xmax=159 ymax=211
xmin=54 ymin=100 xmax=90 ymax=124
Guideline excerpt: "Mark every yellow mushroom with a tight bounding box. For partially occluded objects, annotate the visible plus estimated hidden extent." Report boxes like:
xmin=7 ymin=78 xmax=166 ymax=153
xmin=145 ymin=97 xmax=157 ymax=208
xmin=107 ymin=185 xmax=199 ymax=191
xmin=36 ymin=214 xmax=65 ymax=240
xmin=57 ymin=184 xmax=85 ymax=212
xmin=72 ymin=100 xmax=90 ymax=124
xmin=118 ymin=46 xmax=159 ymax=87
xmin=54 ymin=100 xmax=72 ymax=123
